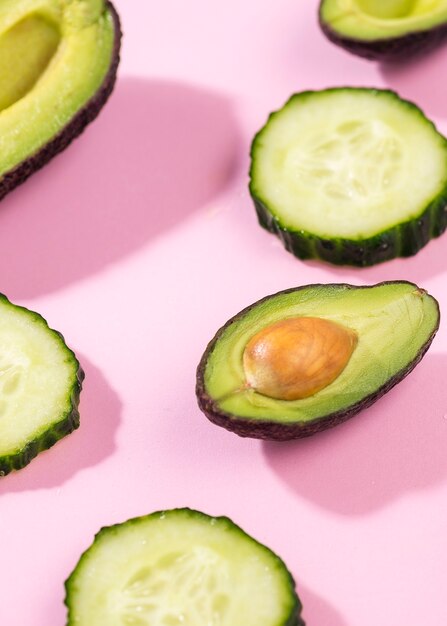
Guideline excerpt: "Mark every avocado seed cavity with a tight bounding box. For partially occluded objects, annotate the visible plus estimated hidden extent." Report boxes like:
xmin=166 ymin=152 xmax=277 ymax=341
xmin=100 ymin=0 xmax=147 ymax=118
xmin=355 ymin=0 xmax=417 ymax=20
xmin=0 ymin=15 xmax=61 ymax=112
xmin=243 ymin=317 xmax=358 ymax=401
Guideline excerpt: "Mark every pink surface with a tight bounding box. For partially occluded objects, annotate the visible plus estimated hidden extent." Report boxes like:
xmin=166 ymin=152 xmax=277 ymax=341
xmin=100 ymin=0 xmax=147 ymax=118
xmin=1 ymin=1 xmax=447 ymax=624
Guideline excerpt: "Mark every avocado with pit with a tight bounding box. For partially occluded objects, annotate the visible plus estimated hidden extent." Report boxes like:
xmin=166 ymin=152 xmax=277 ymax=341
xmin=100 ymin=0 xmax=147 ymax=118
xmin=319 ymin=0 xmax=447 ymax=60
xmin=0 ymin=0 xmax=121 ymax=200
xmin=196 ymin=282 xmax=439 ymax=440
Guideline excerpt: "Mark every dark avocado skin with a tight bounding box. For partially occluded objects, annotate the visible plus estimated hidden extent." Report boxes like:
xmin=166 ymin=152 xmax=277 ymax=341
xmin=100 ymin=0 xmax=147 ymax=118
xmin=196 ymin=282 xmax=440 ymax=441
xmin=318 ymin=1 xmax=447 ymax=61
xmin=0 ymin=1 xmax=122 ymax=202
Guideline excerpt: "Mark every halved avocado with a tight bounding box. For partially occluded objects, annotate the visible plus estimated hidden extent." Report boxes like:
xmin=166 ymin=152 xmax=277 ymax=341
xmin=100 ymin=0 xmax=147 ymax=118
xmin=196 ymin=282 xmax=439 ymax=440
xmin=319 ymin=0 xmax=447 ymax=60
xmin=0 ymin=0 xmax=121 ymax=201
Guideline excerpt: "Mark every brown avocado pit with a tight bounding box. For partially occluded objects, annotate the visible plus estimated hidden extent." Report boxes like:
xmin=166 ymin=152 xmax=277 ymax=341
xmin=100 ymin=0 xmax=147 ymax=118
xmin=0 ymin=0 xmax=121 ymax=201
xmin=196 ymin=282 xmax=440 ymax=441
xmin=243 ymin=317 xmax=358 ymax=401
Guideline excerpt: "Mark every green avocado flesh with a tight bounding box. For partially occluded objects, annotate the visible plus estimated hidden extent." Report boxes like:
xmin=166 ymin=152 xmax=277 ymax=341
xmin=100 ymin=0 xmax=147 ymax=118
xmin=64 ymin=509 xmax=303 ymax=626
xmin=0 ymin=294 xmax=82 ymax=475
xmin=320 ymin=0 xmax=447 ymax=40
xmin=0 ymin=0 xmax=116 ymax=179
xmin=250 ymin=88 xmax=447 ymax=266
xmin=199 ymin=283 xmax=439 ymax=434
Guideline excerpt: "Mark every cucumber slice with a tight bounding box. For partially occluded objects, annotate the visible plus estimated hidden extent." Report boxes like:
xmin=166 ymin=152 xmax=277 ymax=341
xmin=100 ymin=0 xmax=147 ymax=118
xmin=250 ymin=88 xmax=447 ymax=266
xmin=65 ymin=509 xmax=303 ymax=626
xmin=0 ymin=294 xmax=83 ymax=475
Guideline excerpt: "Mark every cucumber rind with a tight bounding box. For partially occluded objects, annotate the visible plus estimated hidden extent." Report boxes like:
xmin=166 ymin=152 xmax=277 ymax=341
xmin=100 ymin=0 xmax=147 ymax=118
xmin=249 ymin=88 xmax=447 ymax=267
xmin=0 ymin=294 xmax=84 ymax=476
xmin=196 ymin=282 xmax=440 ymax=440
xmin=64 ymin=508 xmax=305 ymax=626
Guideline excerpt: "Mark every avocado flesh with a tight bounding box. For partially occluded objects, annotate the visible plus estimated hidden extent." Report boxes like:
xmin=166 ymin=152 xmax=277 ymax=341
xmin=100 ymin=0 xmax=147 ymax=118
xmin=321 ymin=0 xmax=447 ymax=40
xmin=0 ymin=15 xmax=60 ymax=112
xmin=320 ymin=0 xmax=447 ymax=59
xmin=0 ymin=0 xmax=119 ymax=191
xmin=198 ymin=283 xmax=439 ymax=437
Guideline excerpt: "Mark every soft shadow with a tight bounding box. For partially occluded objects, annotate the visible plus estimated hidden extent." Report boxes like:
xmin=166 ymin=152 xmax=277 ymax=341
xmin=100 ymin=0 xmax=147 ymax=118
xmin=299 ymin=584 xmax=348 ymax=626
xmin=0 ymin=355 xmax=121 ymax=493
xmin=380 ymin=44 xmax=447 ymax=120
xmin=0 ymin=77 xmax=241 ymax=299
xmin=264 ymin=353 xmax=447 ymax=516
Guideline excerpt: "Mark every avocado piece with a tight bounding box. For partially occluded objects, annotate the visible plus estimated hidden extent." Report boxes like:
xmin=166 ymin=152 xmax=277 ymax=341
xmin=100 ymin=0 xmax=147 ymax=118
xmin=196 ymin=282 xmax=439 ymax=441
xmin=0 ymin=0 xmax=121 ymax=201
xmin=64 ymin=508 xmax=304 ymax=626
xmin=250 ymin=88 xmax=447 ymax=267
xmin=319 ymin=0 xmax=447 ymax=61
xmin=0 ymin=293 xmax=83 ymax=476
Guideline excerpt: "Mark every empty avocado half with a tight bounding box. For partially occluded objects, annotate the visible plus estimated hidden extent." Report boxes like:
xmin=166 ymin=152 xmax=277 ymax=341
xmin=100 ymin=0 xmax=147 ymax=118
xmin=319 ymin=0 xmax=447 ymax=60
xmin=196 ymin=282 xmax=439 ymax=440
xmin=0 ymin=0 xmax=121 ymax=200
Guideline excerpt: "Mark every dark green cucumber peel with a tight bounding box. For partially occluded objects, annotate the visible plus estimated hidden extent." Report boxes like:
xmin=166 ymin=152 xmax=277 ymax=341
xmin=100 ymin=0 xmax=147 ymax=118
xmin=252 ymin=190 xmax=447 ymax=267
xmin=196 ymin=282 xmax=440 ymax=441
xmin=65 ymin=508 xmax=305 ymax=626
xmin=0 ymin=369 xmax=83 ymax=476
xmin=319 ymin=0 xmax=447 ymax=61
xmin=249 ymin=88 xmax=447 ymax=267
xmin=0 ymin=295 xmax=84 ymax=476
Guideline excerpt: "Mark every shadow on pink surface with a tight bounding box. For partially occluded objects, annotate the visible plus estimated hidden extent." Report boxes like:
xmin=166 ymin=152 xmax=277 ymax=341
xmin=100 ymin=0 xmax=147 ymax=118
xmin=0 ymin=77 xmax=240 ymax=299
xmin=299 ymin=584 xmax=347 ymax=626
xmin=264 ymin=353 xmax=447 ymax=516
xmin=0 ymin=355 xmax=121 ymax=493
xmin=380 ymin=44 xmax=447 ymax=120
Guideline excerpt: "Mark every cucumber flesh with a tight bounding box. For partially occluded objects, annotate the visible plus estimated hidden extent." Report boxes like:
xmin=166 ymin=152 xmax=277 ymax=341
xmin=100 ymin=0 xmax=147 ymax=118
xmin=250 ymin=88 xmax=447 ymax=265
xmin=65 ymin=509 xmax=303 ymax=626
xmin=0 ymin=294 xmax=82 ymax=475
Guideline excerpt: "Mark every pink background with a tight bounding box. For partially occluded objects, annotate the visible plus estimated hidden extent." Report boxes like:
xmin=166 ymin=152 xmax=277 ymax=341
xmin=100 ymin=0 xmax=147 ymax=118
xmin=1 ymin=1 xmax=447 ymax=624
